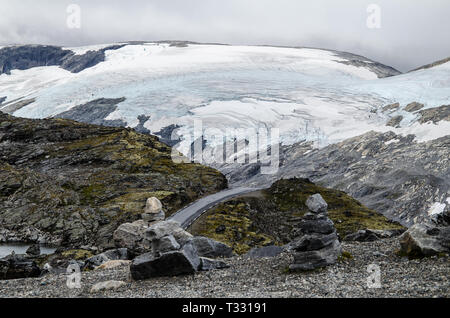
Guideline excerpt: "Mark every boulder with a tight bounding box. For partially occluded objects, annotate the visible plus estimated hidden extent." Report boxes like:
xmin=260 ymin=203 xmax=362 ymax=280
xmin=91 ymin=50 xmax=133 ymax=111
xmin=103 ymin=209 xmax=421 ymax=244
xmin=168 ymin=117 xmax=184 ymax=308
xmin=90 ymin=280 xmax=126 ymax=293
xmin=399 ymin=224 xmax=450 ymax=257
xmin=152 ymin=235 xmax=181 ymax=256
xmin=0 ymin=253 xmax=41 ymax=280
xmin=130 ymin=243 xmax=201 ymax=280
xmin=142 ymin=197 xmax=165 ymax=223
xmin=305 ymin=194 xmax=328 ymax=213
xmin=191 ymin=237 xmax=234 ymax=258
xmin=199 ymin=257 xmax=230 ymax=271
xmin=145 ymin=220 xmax=193 ymax=245
xmin=26 ymin=244 xmax=41 ymax=256
xmin=245 ymin=245 xmax=285 ymax=259
xmin=84 ymin=248 xmax=128 ymax=270
xmin=113 ymin=220 xmax=151 ymax=255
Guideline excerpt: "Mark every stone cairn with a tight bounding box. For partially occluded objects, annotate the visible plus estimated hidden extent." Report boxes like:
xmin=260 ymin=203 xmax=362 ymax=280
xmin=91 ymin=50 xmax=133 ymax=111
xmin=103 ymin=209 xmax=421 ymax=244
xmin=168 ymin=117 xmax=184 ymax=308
xmin=142 ymin=197 xmax=165 ymax=223
xmin=289 ymin=194 xmax=342 ymax=271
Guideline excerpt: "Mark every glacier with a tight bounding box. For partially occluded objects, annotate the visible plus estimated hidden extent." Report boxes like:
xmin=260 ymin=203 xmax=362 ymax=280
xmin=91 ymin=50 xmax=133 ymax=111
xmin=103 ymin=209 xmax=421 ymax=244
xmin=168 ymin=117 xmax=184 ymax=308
xmin=0 ymin=42 xmax=449 ymax=155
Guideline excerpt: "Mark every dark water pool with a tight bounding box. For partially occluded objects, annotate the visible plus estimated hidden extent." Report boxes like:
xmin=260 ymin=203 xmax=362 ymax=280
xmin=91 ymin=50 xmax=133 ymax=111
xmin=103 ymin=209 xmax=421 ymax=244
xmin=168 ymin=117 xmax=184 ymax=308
xmin=0 ymin=243 xmax=57 ymax=258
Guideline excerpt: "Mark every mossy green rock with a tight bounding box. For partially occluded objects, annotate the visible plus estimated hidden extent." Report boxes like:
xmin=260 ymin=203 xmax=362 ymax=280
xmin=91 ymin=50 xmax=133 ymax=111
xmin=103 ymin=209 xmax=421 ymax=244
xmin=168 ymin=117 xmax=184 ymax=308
xmin=0 ymin=112 xmax=227 ymax=249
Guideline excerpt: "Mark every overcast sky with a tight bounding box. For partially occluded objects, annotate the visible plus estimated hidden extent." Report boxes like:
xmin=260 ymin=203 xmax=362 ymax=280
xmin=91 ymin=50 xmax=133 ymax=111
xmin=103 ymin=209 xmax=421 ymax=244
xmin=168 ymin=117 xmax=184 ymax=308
xmin=0 ymin=0 xmax=449 ymax=71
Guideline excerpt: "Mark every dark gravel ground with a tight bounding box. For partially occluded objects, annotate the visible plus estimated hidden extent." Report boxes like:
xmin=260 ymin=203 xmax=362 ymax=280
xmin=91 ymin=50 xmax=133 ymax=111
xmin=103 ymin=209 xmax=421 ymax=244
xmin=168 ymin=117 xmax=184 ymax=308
xmin=0 ymin=238 xmax=448 ymax=298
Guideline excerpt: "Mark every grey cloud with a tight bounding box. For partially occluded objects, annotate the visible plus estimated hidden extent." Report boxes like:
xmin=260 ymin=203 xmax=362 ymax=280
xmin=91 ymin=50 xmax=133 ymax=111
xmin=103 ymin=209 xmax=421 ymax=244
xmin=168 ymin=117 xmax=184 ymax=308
xmin=0 ymin=0 xmax=449 ymax=71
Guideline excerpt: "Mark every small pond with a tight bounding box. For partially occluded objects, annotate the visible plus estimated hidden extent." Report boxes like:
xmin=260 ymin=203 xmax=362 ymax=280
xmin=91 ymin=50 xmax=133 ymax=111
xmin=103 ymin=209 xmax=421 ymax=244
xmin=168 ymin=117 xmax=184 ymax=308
xmin=0 ymin=243 xmax=57 ymax=258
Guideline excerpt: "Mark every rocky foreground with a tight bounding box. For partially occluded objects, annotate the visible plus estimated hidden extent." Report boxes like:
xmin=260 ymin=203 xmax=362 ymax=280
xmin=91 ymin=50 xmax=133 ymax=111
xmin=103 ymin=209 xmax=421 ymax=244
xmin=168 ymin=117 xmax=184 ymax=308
xmin=0 ymin=238 xmax=448 ymax=298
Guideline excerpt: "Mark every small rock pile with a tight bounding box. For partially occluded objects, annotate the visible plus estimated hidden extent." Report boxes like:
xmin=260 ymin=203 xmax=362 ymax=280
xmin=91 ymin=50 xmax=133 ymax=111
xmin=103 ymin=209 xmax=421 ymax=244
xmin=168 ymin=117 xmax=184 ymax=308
xmin=289 ymin=194 xmax=342 ymax=271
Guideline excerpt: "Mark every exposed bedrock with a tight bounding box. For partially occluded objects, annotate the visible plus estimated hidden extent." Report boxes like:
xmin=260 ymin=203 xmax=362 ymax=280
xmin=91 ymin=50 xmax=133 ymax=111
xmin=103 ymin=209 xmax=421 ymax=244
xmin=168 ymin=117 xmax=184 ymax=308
xmin=0 ymin=44 xmax=125 ymax=75
xmin=221 ymin=131 xmax=449 ymax=227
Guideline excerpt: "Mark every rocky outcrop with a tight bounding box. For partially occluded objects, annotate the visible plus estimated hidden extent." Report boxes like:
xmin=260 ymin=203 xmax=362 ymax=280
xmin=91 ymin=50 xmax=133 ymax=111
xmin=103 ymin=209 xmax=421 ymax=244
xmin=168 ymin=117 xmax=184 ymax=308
xmin=54 ymin=98 xmax=127 ymax=127
xmin=0 ymin=44 xmax=125 ymax=75
xmin=382 ymin=103 xmax=400 ymax=112
xmin=0 ymin=253 xmax=41 ymax=280
xmin=404 ymin=102 xmax=424 ymax=112
xmin=0 ymin=111 xmax=227 ymax=249
xmin=222 ymin=131 xmax=449 ymax=227
xmin=289 ymin=194 xmax=342 ymax=271
xmin=386 ymin=115 xmax=403 ymax=128
xmin=418 ymin=105 xmax=450 ymax=124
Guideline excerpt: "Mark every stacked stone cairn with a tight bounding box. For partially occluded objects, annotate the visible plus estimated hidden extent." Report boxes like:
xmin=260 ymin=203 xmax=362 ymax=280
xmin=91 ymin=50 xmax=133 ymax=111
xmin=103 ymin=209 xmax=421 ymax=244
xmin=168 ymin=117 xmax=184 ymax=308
xmin=289 ymin=194 xmax=342 ymax=271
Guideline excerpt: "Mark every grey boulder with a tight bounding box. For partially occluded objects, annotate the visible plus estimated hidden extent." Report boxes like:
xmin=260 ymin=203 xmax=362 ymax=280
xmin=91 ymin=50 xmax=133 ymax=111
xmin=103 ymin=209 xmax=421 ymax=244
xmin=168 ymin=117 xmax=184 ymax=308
xmin=191 ymin=236 xmax=234 ymax=258
xmin=400 ymin=224 xmax=450 ymax=257
xmin=306 ymin=194 xmax=328 ymax=213
xmin=199 ymin=257 xmax=230 ymax=271
xmin=113 ymin=220 xmax=151 ymax=255
xmin=130 ymin=243 xmax=200 ymax=280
